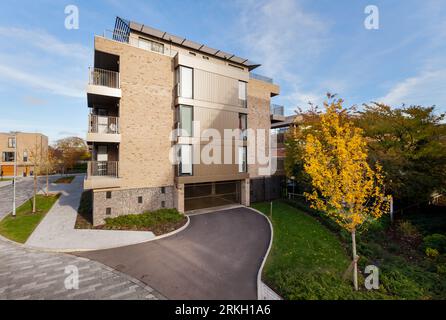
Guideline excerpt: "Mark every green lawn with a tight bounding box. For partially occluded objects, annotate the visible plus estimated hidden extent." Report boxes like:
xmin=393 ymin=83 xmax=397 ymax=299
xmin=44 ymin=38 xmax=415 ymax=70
xmin=54 ymin=176 xmax=75 ymax=184
xmin=0 ymin=178 xmax=12 ymax=182
xmin=0 ymin=194 xmax=60 ymax=243
xmin=252 ymin=201 xmax=392 ymax=299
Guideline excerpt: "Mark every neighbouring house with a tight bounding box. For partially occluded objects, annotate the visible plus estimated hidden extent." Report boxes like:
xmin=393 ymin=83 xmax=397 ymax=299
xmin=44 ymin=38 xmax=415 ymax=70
xmin=85 ymin=17 xmax=284 ymax=225
xmin=0 ymin=132 xmax=48 ymax=177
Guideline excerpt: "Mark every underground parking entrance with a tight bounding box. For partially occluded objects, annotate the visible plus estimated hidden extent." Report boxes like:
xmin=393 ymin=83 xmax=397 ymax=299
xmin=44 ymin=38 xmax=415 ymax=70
xmin=184 ymin=180 xmax=242 ymax=211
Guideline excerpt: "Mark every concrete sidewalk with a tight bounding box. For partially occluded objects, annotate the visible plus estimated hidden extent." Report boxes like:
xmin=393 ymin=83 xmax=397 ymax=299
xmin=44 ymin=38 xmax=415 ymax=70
xmin=26 ymin=175 xmax=156 ymax=251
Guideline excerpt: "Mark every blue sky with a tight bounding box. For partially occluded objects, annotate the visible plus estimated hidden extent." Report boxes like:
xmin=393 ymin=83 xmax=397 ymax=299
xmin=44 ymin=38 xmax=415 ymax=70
xmin=1 ymin=0 xmax=445 ymax=143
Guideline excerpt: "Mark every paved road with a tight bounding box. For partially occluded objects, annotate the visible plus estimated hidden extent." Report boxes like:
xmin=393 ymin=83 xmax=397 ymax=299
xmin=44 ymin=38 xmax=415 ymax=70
xmin=77 ymin=207 xmax=271 ymax=300
xmin=0 ymin=238 xmax=164 ymax=300
xmin=0 ymin=176 xmax=59 ymax=220
xmin=26 ymin=175 xmax=156 ymax=251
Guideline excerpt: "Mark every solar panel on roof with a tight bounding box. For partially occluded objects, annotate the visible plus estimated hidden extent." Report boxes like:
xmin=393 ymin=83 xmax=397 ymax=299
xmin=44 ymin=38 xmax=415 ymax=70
xmin=125 ymin=18 xmax=261 ymax=70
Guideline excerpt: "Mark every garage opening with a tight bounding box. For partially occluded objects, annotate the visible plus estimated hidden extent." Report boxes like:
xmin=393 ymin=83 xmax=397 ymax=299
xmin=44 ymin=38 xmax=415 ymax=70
xmin=185 ymin=180 xmax=241 ymax=211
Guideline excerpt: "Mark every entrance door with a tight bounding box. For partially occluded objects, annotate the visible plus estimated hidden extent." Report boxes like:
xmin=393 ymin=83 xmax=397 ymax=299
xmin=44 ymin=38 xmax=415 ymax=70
xmin=184 ymin=180 xmax=241 ymax=211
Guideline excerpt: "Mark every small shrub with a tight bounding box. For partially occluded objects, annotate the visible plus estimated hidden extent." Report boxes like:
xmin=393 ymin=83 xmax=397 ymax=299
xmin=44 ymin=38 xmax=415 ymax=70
xmin=423 ymin=234 xmax=446 ymax=254
xmin=397 ymin=221 xmax=420 ymax=238
xmin=425 ymin=247 xmax=439 ymax=258
xmin=436 ymin=263 xmax=446 ymax=275
xmin=380 ymin=268 xmax=425 ymax=299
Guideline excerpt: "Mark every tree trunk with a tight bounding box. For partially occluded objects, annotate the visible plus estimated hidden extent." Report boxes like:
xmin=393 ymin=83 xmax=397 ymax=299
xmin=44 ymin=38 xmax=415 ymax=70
xmin=32 ymin=174 xmax=37 ymax=213
xmin=352 ymin=230 xmax=358 ymax=291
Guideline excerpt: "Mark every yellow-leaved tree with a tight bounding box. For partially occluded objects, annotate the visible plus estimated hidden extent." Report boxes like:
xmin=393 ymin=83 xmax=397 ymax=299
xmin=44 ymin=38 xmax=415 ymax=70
xmin=303 ymin=97 xmax=389 ymax=290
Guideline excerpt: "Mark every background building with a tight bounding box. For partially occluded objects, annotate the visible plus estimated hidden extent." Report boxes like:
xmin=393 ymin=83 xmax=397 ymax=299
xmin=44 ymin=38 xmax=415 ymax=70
xmin=0 ymin=132 xmax=48 ymax=177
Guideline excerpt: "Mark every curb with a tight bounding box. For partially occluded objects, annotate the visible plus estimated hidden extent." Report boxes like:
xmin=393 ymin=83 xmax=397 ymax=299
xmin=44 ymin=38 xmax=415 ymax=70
xmin=5 ymin=214 xmax=191 ymax=253
xmin=247 ymin=206 xmax=283 ymax=300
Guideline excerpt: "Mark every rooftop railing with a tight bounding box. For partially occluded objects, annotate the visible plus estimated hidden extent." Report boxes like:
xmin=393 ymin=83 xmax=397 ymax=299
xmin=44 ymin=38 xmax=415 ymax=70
xmin=250 ymin=72 xmax=273 ymax=84
xmin=88 ymin=67 xmax=120 ymax=89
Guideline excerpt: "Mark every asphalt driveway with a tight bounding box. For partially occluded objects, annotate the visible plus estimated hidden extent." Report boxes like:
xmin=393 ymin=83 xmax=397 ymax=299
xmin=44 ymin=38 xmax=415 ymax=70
xmin=76 ymin=207 xmax=271 ymax=300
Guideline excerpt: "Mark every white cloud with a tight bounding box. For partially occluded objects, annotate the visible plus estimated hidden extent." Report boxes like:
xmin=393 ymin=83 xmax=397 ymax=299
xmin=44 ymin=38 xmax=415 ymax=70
xmin=378 ymin=69 xmax=446 ymax=107
xmin=0 ymin=64 xmax=84 ymax=98
xmin=0 ymin=27 xmax=89 ymax=61
xmin=235 ymin=0 xmax=330 ymax=110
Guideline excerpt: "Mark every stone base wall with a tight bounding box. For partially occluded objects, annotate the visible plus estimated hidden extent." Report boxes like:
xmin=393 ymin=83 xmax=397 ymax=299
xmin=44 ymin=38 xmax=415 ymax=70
xmin=92 ymin=186 xmax=174 ymax=226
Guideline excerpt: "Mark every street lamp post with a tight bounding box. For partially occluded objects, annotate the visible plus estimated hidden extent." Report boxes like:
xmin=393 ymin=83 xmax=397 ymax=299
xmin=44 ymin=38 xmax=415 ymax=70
xmin=12 ymin=132 xmax=17 ymax=217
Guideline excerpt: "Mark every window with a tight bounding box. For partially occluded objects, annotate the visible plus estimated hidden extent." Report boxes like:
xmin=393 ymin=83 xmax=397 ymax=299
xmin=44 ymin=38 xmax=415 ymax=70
xmin=238 ymin=81 xmax=247 ymax=107
xmin=106 ymin=191 xmax=112 ymax=199
xmin=138 ymin=196 xmax=143 ymax=204
xmin=202 ymin=56 xmax=209 ymax=60
xmin=179 ymin=144 xmax=193 ymax=176
xmin=176 ymin=66 xmax=193 ymax=98
xmin=189 ymin=51 xmax=196 ymax=56
xmin=161 ymin=187 xmax=166 ymax=194
xmin=161 ymin=201 xmax=166 ymax=208
xmin=177 ymin=105 xmax=193 ymax=137
xmin=239 ymin=113 xmax=247 ymax=140
xmin=2 ymin=152 xmax=14 ymax=162
xmin=106 ymin=208 xmax=111 ymax=215
xmin=8 ymin=137 xmax=15 ymax=148
xmin=138 ymin=37 xmax=164 ymax=54
xmin=238 ymin=146 xmax=247 ymax=173
xmin=23 ymin=151 xmax=28 ymax=162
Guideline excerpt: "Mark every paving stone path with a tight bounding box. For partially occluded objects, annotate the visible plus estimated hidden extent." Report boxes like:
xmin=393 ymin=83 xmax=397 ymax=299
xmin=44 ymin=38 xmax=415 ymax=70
xmin=0 ymin=238 xmax=165 ymax=300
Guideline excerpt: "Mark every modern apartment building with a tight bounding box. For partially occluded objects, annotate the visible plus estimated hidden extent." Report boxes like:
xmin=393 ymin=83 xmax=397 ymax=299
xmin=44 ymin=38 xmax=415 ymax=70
xmin=0 ymin=132 xmax=48 ymax=177
xmin=85 ymin=17 xmax=284 ymax=225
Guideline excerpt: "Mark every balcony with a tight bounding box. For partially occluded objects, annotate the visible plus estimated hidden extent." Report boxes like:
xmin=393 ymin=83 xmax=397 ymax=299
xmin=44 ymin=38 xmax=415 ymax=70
xmin=86 ymin=115 xmax=121 ymax=143
xmin=84 ymin=161 xmax=121 ymax=189
xmin=86 ymin=67 xmax=121 ymax=99
xmin=270 ymin=104 xmax=286 ymax=123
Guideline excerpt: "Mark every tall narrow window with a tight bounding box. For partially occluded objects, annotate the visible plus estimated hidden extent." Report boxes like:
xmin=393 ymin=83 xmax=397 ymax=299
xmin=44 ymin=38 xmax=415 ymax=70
xmin=178 ymin=105 xmax=193 ymax=137
xmin=239 ymin=113 xmax=247 ymax=140
xmin=238 ymin=81 xmax=247 ymax=107
xmin=238 ymin=146 xmax=247 ymax=173
xmin=179 ymin=144 xmax=193 ymax=176
xmin=23 ymin=151 xmax=28 ymax=162
xmin=8 ymin=137 xmax=15 ymax=148
xmin=177 ymin=66 xmax=193 ymax=99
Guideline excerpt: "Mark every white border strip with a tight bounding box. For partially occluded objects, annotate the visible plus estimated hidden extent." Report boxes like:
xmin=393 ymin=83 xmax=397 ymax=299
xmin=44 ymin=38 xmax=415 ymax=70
xmin=247 ymin=206 xmax=283 ymax=300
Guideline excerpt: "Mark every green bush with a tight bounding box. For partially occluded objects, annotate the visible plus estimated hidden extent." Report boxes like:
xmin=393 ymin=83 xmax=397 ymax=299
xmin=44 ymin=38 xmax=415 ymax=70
xmin=423 ymin=234 xmax=446 ymax=254
xmin=397 ymin=221 xmax=420 ymax=238
xmin=380 ymin=268 xmax=426 ymax=299
xmin=426 ymin=247 xmax=440 ymax=258
xmin=104 ymin=208 xmax=184 ymax=229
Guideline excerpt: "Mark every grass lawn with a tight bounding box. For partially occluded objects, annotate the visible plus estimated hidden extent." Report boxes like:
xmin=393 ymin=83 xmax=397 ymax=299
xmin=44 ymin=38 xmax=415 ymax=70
xmin=54 ymin=176 xmax=75 ymax=184
xmin=75 ymin=191 xmax=187 ymax=235
xmin=253 ymin=200 xmax=446 ymax=299
xmin=0 ymin=178 xmax=12 ymax=182
xmin=252 ymin=201 xmax=393 ymax=299
xmin=0 ymin=194 xmax=60 ymax=243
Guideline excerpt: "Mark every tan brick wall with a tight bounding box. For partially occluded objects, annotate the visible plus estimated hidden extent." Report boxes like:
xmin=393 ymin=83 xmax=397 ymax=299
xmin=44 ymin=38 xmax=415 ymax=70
xmin=247 ymin=79 xmax=278 ymax=178
xmin=95 ymin=37 xmax=175 ymax=189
